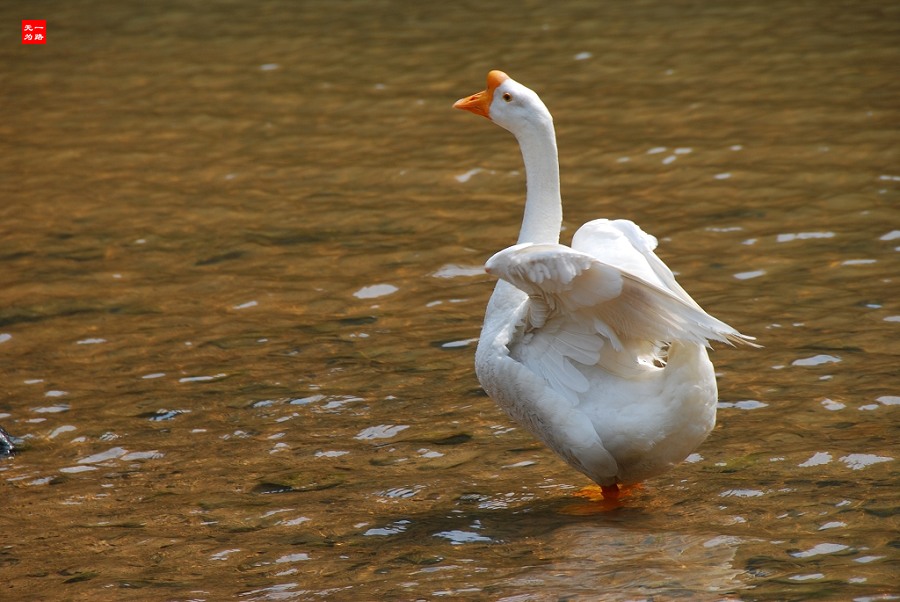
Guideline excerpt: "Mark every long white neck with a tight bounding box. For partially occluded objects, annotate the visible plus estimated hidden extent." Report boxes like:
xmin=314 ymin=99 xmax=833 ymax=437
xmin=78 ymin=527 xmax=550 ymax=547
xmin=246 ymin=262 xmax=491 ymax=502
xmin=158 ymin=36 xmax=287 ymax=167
xmin=514 ymin=118 xmax=562 ymax=244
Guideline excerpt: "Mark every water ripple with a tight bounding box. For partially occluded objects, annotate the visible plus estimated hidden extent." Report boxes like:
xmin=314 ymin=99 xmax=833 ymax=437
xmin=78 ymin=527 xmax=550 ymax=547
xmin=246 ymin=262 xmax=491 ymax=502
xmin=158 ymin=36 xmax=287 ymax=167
xmin=433 ymin=529 xmax=493 ymax=545
xmin=353 ymin=284 xmax=398 ymax=299
xmin=790 ymin=542 xmax=850 ymax=558
xmin=792 ymin=354 xmax=841 ymax=367
xmin=354 ymin=424 xmax=409 ymax=440
xmin=777 ymin=232 xmax=835 ymax=242
xmin=799 ymin=452 xmax=832 ymax=467
xmin=839 ymin=454 xmax=892 ymax=470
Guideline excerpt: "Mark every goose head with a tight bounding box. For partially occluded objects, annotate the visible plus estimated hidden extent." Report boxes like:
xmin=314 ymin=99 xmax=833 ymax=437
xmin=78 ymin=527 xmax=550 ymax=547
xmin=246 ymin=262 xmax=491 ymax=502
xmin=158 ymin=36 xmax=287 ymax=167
xmin=454 ymin=70 xmax=553 ymax=138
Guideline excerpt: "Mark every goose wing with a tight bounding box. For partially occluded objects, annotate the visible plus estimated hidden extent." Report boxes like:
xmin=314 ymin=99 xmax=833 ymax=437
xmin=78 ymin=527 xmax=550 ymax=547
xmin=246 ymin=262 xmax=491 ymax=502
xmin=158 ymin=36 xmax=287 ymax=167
xmin=485 ymin=240 xmax=751 ymax=402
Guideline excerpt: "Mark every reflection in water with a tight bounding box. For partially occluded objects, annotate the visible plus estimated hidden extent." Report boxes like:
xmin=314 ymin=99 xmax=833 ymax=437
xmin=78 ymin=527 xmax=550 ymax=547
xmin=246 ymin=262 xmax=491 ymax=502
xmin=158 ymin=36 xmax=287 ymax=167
xmin=500 ymin=524 xmax=744 ymax=601
xmin=2 ymin=0 xmax=899 ymax=600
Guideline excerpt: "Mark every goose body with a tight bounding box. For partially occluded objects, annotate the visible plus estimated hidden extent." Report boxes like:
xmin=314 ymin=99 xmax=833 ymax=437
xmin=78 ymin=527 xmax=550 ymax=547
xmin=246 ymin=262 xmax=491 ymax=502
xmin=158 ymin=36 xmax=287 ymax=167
xmin=455 ymin=71 xmax=754 ymax=490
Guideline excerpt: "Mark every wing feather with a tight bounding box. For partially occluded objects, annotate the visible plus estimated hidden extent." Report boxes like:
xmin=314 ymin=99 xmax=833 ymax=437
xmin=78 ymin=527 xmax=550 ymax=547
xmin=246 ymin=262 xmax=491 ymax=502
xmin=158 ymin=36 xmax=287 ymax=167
xmin=484 ymin=229 xmax=755 ymax=402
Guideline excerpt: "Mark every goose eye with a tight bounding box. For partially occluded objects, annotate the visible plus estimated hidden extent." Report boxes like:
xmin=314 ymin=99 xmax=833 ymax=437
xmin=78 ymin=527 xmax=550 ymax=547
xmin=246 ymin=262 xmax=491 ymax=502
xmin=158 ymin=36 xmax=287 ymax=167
xmin=502 ymin=92 xmax=513 ymax=102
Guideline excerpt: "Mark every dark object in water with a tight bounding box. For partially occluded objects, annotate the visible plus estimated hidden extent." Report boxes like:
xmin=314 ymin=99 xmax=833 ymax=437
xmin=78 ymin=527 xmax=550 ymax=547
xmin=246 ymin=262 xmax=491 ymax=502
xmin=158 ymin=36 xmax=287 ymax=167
xmin=138 ymin=409 xmax=186 ymax=422
xmin=0 ymin=424 xmax=16 ymax=457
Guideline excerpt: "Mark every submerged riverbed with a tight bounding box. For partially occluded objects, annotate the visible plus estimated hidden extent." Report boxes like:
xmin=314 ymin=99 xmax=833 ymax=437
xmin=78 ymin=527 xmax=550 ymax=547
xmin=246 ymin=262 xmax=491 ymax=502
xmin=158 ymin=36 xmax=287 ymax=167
xmin=2 ymin=1 xmax=898 ymax=600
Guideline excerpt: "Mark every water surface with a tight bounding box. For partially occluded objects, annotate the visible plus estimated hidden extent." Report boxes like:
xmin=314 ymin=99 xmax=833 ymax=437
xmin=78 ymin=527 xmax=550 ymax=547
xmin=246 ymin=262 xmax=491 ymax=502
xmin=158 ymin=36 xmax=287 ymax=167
xmin=1 ymin=1 xmax=898 ymax=600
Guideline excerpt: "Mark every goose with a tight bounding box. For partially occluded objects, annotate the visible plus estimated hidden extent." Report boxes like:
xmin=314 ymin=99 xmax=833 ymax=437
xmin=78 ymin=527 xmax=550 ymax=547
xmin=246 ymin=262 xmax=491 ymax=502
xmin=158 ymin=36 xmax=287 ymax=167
xmin=454 ymin=70 xmax=755 ymax=497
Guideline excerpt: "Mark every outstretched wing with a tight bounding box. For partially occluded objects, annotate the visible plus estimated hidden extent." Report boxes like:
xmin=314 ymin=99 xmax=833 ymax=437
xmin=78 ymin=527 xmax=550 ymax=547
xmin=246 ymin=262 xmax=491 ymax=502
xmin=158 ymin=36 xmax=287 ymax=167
xmin=572 ymin=218 xmax=703 ymax=311
xmin=486 ymin=242 xmax=749 ymax=348
xmin=485 ymin=237 xmax=753 ymax=401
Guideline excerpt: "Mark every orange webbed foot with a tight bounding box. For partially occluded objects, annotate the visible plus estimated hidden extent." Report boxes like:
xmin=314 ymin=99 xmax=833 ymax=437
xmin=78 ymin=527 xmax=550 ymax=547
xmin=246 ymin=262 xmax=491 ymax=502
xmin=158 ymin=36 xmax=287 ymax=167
xmin=564 ymin=482 xmax=641 ymax=514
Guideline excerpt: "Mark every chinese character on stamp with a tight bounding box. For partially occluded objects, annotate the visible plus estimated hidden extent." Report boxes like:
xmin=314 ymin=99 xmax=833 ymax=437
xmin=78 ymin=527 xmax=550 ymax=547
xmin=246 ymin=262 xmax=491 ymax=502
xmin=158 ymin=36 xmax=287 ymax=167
xmin=22 ymin=20 xmax=47 ymax=44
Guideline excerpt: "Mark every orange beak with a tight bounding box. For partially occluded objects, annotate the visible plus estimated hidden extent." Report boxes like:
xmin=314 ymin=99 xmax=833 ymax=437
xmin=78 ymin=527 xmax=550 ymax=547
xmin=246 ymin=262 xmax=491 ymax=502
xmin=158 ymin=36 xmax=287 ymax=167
xmin=453 ymin=70 xmax=509 ymax=120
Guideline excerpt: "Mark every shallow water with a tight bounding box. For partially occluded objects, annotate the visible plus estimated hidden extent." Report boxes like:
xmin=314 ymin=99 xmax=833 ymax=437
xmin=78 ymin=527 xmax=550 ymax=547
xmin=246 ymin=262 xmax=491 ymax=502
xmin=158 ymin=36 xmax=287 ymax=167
xmin=2 ymin=1 xmax=898 ymax=600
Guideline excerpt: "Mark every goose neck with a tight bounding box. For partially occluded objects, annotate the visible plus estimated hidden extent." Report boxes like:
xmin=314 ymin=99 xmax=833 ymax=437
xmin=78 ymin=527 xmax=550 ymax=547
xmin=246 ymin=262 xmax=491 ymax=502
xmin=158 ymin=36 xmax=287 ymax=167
xmin=515 ymin=122 xmax=562 ymax=244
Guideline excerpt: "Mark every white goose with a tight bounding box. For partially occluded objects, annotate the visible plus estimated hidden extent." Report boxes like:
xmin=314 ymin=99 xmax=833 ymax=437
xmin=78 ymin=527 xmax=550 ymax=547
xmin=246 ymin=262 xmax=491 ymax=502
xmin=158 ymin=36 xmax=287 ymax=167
xmin=454 ymin=71 xmax=754 ymax=496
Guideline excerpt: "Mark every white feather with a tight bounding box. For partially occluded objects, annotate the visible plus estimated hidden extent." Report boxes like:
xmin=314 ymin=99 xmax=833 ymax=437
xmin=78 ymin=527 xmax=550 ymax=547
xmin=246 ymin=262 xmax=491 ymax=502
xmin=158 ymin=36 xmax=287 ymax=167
xmin=458 ymin=71 xmax=756 ymax=488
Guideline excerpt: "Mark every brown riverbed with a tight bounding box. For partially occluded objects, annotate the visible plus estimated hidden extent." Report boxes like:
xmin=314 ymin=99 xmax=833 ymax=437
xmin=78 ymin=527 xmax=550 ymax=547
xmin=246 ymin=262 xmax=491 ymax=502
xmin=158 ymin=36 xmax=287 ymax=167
xmin=1 ymin=1 xmax=898 ymax=600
